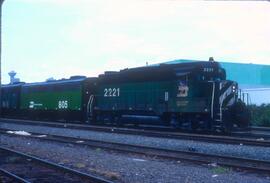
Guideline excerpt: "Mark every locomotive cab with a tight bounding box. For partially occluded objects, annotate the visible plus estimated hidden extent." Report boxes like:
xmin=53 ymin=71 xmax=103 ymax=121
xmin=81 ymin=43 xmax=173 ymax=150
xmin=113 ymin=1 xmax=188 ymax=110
xmin=170 ymin=62 xmax=250 ymax=133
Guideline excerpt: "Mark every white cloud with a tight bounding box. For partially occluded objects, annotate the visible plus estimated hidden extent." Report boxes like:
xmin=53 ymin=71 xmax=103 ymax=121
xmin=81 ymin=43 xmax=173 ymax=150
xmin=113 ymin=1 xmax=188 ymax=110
xmin=65 ymin=1 xmax=270 ymax=63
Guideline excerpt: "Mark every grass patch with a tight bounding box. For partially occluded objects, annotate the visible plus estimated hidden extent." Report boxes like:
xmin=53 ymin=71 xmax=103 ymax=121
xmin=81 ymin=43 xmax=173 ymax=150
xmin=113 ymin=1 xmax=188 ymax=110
xmin=88 ymin=168 xmax=121 ymax=180
xmin=212 ymin=166 xmax=231 ymax=174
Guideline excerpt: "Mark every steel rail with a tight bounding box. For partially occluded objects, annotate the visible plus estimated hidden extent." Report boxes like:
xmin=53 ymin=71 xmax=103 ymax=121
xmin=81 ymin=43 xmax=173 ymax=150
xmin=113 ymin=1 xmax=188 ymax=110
xmin=232 ymin=131 xmax=270 ymax=141
xmin=0 ymin=168 xmax=30 ymax=183
xmin=1 ymin=129 xmax=270 ymax=174
xmin=1 ymin=118 xmax=270 ymax=147
xmin=250 ymin=126 xmax=270 ymax=132
xmin=0 ymin=146 xmax=113 ymax=183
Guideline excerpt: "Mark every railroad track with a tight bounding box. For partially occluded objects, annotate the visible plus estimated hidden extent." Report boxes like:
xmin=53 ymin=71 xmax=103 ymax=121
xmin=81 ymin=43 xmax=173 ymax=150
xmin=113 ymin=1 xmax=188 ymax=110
xmin=250 ymin=126 xmax=270 ymax=132
xmin=1 ymin=128 xmax=270 ymax=174
xmin=233 ymin=126 xmax=270 ymax=140
xmin=0 ymin=146 xmax=113 ymax=183
xmin=232 ymin=131 xmax=270 ymax=141
xmin=1 ymin=118 xmax=270 ymax=147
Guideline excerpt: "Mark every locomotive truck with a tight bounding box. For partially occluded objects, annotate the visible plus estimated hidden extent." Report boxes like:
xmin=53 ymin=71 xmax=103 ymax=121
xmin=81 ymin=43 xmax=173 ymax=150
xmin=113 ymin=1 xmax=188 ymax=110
xmin=1 ymin=61 xmax=250 ymax=133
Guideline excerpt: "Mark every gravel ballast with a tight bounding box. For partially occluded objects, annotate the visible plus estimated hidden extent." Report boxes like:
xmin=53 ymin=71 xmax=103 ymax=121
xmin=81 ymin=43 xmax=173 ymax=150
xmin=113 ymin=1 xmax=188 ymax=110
xmin=0 ymin=135 xmax=270 ymax=183
xmin=1 ymin=122 xmax=270 ymax=161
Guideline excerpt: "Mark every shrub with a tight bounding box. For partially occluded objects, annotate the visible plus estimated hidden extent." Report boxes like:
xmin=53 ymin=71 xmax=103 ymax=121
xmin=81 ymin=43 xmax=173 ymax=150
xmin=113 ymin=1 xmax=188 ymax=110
xmin=249 ymin=104 xmax=270 ymax=127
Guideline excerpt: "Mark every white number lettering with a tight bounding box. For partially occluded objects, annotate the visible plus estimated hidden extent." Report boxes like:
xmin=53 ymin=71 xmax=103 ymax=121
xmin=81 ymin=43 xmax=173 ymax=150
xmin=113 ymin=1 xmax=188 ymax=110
xmin=104 ymin=88 xmax=108 ymax=97
xmin=104 ymin=88 xmax=120 ymax=97
xmin=64 ymin=101 xmax=68 ymax=108
xmin=112 ymin=88 xmax=116 ymax=96
xmin=204 ymin=68 xmax=214 ymax=72
xmin=117 ymin=88 xmax=120 ymax=96
xmin=58 ymin=100 xmax=68 ymax=109
xmin=108 ymin=88 xmax=112 ymax=96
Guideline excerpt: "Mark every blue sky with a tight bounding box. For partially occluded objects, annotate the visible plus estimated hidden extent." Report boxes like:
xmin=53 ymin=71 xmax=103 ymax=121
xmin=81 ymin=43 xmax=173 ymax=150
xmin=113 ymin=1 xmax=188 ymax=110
xmin=2 ymin=0 xmax=270 ymax=84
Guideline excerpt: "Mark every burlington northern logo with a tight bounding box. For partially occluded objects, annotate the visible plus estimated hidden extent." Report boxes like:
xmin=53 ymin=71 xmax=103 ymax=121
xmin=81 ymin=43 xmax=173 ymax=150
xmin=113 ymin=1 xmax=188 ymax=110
xmin=177 ymin=81 xmax=189 ymax=97
xmin=29 ymin=101 xmax=43 ymax=108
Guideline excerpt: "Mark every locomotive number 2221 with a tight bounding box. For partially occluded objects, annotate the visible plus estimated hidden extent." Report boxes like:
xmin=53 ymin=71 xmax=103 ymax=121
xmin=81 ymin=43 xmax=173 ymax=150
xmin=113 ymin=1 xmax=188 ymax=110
xmin=104 ymin=88 xmax=120 ymax=97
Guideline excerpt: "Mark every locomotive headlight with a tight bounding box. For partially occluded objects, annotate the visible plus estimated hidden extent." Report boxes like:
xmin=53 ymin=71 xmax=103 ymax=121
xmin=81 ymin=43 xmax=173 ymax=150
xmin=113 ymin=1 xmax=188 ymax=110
xmin=232 ymin=85 xmax=236 ymax=93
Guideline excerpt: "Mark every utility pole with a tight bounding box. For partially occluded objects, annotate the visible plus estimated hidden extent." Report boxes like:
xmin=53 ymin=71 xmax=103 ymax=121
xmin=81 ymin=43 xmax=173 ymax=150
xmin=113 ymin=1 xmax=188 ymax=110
xmin=0 ymin=0 xmax=4 ymax=115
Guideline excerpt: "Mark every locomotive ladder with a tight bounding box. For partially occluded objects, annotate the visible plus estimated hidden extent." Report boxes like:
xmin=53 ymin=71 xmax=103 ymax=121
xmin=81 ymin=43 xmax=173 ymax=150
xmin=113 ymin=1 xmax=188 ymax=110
xmin=212 ymin=82 xmax=224 ymax=131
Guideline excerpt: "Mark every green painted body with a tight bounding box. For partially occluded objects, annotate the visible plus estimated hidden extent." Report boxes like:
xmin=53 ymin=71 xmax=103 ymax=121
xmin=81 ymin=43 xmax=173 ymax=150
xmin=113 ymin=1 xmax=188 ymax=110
xmin=20 ymin=88 xmax=82 ymax=111
xmin=96 ymin=80 xmax=213 ymax=115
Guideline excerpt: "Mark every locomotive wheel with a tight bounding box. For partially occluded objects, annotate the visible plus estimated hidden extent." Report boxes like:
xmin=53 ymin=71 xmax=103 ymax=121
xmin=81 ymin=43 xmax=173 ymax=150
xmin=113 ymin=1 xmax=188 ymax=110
xmin=170 ymin=115 xmax=179 ymax=128
xmin=232 ymin=101 xmax=251 ymax=128
xmin=224 ymin=121 xmax=233 ymax=134
xmin=223 ymin=110 xmax=233 ymax=133
xmin=88 ymin=113 xmax=97 ymax=124
xmin=191 ymin=119 xmax=199 ymax=131
xmin=114 ymin=115 xmax=123 ymax=126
